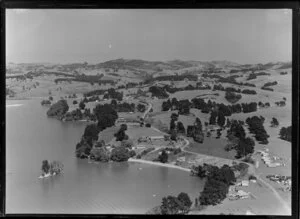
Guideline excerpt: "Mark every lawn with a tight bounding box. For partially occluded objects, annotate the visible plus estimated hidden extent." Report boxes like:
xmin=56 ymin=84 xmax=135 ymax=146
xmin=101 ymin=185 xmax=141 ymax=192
xmin=98 ymin=125 xmax=120 ymax=144
xmin=126 ymin=126 xmax=164 ymax=140
xmin=185 ymin=136 xmax=236 ymax=160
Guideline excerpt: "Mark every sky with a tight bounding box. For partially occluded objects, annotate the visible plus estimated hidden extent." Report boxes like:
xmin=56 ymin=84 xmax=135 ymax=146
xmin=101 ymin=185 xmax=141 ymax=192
xmin=6 ymin=9 xmax=292 ymax=64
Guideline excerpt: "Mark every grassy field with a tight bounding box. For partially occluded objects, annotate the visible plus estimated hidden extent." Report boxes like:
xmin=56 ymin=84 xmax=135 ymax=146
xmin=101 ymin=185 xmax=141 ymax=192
xmin=126 ymin=126 xmax=164 ymax=140
xmin=98 ymin=125 xmax=120 ymax=144
xmin=186 ymin=136 xmax=236 ymax=159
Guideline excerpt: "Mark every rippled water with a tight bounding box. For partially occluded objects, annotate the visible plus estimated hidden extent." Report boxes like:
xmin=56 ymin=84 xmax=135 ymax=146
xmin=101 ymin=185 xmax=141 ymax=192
xmin=6 ymin=99 xmax=204 ymax=214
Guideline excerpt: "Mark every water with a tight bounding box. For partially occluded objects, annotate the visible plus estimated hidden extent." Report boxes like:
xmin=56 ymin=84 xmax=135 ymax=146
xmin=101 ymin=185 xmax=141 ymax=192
xmin=6 ymin=99 xmax=204 ymax=214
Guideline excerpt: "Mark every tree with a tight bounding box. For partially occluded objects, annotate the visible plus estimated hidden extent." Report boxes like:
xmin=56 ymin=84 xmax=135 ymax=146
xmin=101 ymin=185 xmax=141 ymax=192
xmin=94 ymin=104 xmax=118 ymax=131
xmin=137 ymin=103 xmax=146 ymax=112
xmin=158 ymin=150 xmax=168 ymax=163
xmin=41 ymin=160 xmax=50 ymax=174
xmin=199 ymin=178 xmax=228 ymax=206
xmin=79 ymin=101 xmax=86 ymax=110
xmin=194 ymin=117 xmax=202 ymax=132
xmin=177 ymin=121 xmax=186 ymax=134
xmin=171 ymin=113 xmax=179 ymax=121
xmin=187 ymin=125 xmax=195 ymax=137
xmin=194 ymin=165 xmax=206 ymax=178
xmin=83 ymin=123 xmax=100 ymax=146
xmin=111 ymin=99 xmax=117 ymax=106
xmin=270 ymin=117 xmax=279 ymax=127
xmin=110 ymin=146 xmax=130 ymax=162
xmin=170 ymin=130 xmax=177 ymax=141
xmin=73 ymin=100 xmax=78 ymax=105
xmin=235 ymin=137 xmax=255 ymax=159
xmin=49 ymin=96 xmax=53 ymax=101
xmin=177 ymin=192 xmax=192 ymax=214
xmin=90 ymin=147 xmax=110 ymax=162
xmin=279 ymin=126 xmax=291 ymax=142
xmin=114 ymin=128 xmax=129 ymax=141
xmin=170 ymin=119 xmax=176 ymax=131
xmin=217 ymin=112 xmax=226 ymax=127
xmin=209 ymin=111 xmax=217 ymax=125
xmin=160 ymin=196 xmax=182 ymax=215
xmin=193 ymin=129 xmax=204 ymax=143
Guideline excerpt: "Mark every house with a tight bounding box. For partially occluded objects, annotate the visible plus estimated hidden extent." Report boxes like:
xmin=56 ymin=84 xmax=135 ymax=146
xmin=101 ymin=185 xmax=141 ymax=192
xmin=241 ymin=180 xmax=249 ymax=186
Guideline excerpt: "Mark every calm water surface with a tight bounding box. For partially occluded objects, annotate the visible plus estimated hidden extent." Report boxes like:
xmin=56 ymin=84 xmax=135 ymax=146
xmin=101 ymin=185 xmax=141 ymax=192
xmin=6 ymin=99 xmax=204 ymax=214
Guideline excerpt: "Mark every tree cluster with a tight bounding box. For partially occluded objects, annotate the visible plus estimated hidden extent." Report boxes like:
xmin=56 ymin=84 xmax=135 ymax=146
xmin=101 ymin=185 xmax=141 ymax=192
xmin=137 ymin=103 xmax=146 ymax=112
xmin=162 ymin=97 xmax=258 ymax=116
xmin=279 ymin=126 xmax=291 ymax=142
xmin=187 ymin=118 xmax=204 ymax=143
xmin=110 ymin=100 xmax=135 ymax=112
xmin=226 ymin=119 xmax=255 ymax=158
xmin=110 ymin=146 xmax=131 ymax=162
xmin=213 ymin=84 xmax=256 ymax=95
xmin=103 ymin=88 xmax=123 ymax=101
xmin=93 ymin=104 xmax=118 ymax=131
xmin=149 ymin=86 xmax=169 ymax=99
xmin=225 ymin=91 xmax=242 ymax=104
xmin=114 ymin=124 xmax=129 ymax=141
xmin=160 ymin=192 xmax=193 ymax=215
xmin=246 ymin=116 xmax=269 ymax=144
xmin=193 ymin=164 xmax=236 ymax=206
xmin=270 ymin=117 xmax=279 ymax=127
xmin=46 ymin=99 xmax=69 ymax=118
xmin=158 ymin=149 xmax=168 ymax=163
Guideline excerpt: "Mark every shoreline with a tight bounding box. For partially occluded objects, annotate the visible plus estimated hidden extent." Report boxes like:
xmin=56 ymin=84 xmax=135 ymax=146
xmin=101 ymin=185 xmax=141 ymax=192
xmin=128 ymin=158 xmax=191 ymax=172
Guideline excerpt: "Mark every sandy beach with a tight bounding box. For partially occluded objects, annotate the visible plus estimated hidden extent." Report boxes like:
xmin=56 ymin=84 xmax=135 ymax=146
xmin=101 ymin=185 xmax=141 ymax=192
xmin=128 ymin=158 xmax=191 ymax=172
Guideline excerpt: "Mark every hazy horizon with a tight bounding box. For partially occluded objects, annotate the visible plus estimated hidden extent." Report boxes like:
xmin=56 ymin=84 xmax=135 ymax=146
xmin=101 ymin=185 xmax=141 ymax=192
xmin=6 ymin=9 xmax=292 ymax=65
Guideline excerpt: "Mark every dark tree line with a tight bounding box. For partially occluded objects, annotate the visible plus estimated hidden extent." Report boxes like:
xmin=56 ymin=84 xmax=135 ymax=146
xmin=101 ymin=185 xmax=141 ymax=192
xmin=202 ymin=74 xmax=256 ymax=87
xmin=213 ymin=84 xmax=257 ymax=95
xmin=149 ymin=86 xmax=169 ymax=99
xmin=147 ymin=74 xmax=198 ymax=83
xmin=263 ymin=81 xmax=278 ymax=87
xmin=110 ymin=100 xmax=136 ymax=112
xmin=162 ymin=97 xmax=258 ymax=116
xmin=163 ymin=83 xmax=211 ymax=94
xmin=84 ymin=89 xmax=106 ymax=97
xmin=246 ymin=116 xmax=269 ymax=144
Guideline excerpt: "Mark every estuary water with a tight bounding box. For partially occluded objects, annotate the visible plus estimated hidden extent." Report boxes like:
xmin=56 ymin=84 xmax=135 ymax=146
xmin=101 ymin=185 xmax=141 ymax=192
xmin=6 ymin=99 xmax=204 ymax=214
